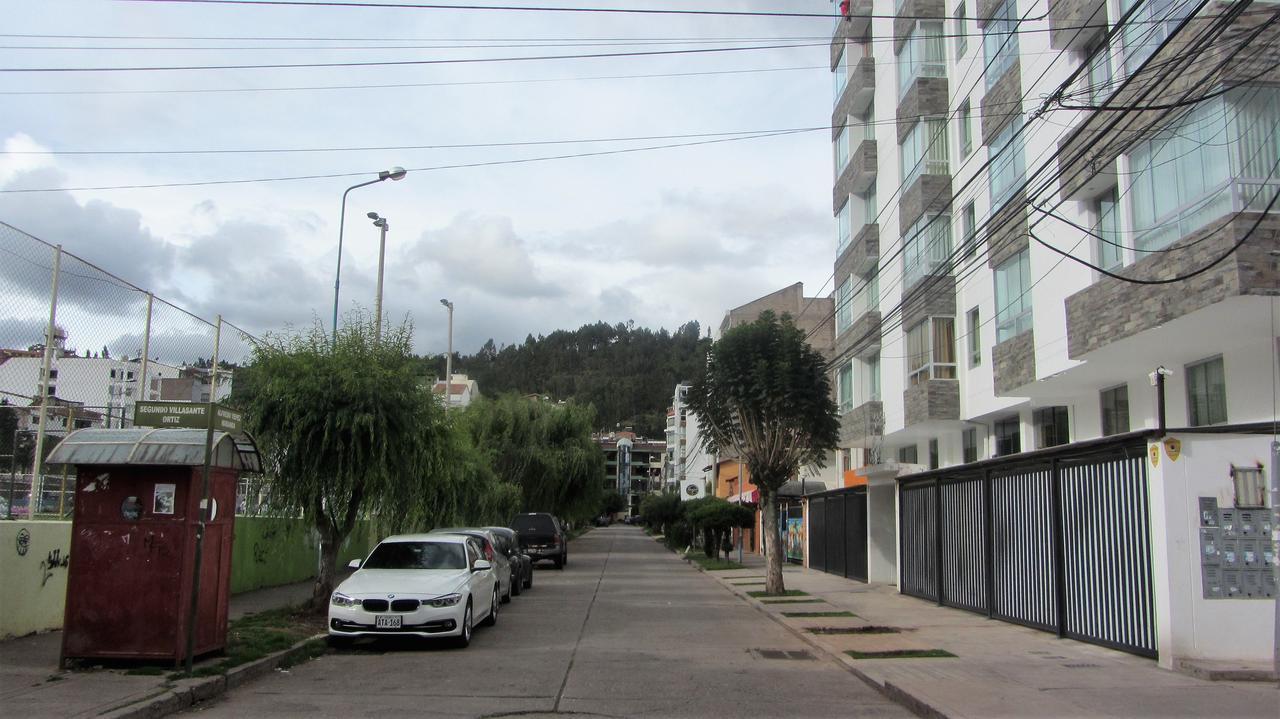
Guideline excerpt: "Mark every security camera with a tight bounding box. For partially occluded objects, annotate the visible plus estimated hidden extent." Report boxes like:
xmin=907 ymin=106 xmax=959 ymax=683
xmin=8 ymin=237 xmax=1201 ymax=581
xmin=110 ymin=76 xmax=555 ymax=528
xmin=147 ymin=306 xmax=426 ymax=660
xmin=1148 ymin=366 xmax=1173 ymax=386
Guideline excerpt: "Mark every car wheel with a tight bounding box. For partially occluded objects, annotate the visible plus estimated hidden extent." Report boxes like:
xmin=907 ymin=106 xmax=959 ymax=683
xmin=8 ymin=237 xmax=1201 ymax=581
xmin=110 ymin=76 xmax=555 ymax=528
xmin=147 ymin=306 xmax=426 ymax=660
xmin=481 ymin=586 xmax=499 ymax=627
xmin=553 ymin=556 xmax=563 ymax=570
xmin=455 ymin=601 xmax=473 ymax=648
xmin=523 ymin=569 xmax=533 ymax=590
xmin=327 ymin=635 xmax=353 ymax=650
xmin=512 ymin=574 xmax=522 ymax=596
xmin=502 ymin=579 xmax=512 ymax=604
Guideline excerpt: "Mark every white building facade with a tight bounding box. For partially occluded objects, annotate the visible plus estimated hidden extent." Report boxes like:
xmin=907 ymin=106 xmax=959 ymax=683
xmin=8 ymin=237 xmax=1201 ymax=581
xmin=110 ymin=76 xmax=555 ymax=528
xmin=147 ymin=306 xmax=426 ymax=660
xmin=665 ymin=382 xmax=711 ymax=498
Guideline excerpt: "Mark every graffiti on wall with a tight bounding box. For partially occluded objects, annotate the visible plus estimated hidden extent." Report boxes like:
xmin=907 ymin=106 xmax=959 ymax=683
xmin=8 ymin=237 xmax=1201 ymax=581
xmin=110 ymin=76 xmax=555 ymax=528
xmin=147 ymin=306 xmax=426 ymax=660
xmin=39 ymin=548 xmax=70 ymax=588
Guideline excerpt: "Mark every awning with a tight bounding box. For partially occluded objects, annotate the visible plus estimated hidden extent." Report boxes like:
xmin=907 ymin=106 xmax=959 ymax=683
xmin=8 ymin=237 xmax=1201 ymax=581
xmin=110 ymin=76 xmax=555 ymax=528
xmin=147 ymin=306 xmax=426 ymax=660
xmin=728 ymin=489 xmax=759 ymax=505
xmin=46 ymin=427 xmax=262 ymax=472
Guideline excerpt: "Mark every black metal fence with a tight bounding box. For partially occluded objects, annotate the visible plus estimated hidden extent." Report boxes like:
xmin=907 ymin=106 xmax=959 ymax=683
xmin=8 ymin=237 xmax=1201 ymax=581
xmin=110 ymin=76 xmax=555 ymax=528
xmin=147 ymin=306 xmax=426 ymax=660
xmin=808 ymin=489 xmax=868 ymax=582
xmin=899 ymin=436 xmax=1157 ymax=657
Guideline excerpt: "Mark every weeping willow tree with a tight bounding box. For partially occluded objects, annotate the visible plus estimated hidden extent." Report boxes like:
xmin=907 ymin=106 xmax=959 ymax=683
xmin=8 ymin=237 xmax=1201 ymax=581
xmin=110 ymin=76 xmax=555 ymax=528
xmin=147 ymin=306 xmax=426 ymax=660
xmin=236 ymin=314 xmax=481 ymax=609
xmin=687 ymin=311 xmax=839 ymax=596
xmin=458 ymin=394 xmax=605 ymax=525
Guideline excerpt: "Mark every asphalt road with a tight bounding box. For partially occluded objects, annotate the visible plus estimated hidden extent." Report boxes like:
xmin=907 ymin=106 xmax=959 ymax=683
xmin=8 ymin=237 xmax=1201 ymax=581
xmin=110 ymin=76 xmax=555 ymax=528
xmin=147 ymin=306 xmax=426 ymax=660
xmin=187 ymin=525 xmax=909 ymax=718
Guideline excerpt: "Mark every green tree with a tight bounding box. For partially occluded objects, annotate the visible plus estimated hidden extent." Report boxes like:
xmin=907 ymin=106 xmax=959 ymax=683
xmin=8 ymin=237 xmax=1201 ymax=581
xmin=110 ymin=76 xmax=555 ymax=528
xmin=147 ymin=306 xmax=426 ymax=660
xmin=236 ymin=315 xmax=444 ymax=609
xmin=686 ymin=311 xmax=839 ymax=595
xmin=600 ymin=491 xmax=627 ymax=517
xmin=639 ymin=492 xmax=683 ymax=535
xmin=686 ymin=496 xmax=754 ymax=559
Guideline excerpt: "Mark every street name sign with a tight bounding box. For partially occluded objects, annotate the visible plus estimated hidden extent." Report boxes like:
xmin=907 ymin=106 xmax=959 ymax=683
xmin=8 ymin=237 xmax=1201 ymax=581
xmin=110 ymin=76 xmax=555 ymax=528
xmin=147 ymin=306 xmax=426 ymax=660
xmin=134 ymin=401 xmax=243 ymax=432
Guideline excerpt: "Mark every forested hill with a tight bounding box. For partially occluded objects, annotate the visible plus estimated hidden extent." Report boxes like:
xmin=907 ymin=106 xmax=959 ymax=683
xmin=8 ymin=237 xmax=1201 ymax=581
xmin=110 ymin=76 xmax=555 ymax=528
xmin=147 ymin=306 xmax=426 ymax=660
xmin=422 ymin=320 xmax=711 ymax=438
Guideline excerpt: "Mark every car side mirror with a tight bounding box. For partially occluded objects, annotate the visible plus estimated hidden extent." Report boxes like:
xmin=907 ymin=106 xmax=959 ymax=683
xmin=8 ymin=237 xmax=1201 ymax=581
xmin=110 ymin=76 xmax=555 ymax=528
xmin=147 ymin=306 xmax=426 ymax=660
xmin=472 ymin=559 xmax=492 ymax=572
xmin=348 ymin=558 xmax=361 ymax=569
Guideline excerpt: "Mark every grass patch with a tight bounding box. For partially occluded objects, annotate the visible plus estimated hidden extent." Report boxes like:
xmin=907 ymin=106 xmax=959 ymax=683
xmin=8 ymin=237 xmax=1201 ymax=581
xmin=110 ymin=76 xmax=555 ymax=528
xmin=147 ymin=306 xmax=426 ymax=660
xmin=808 ymin=626 xmax=901 ymax=635
xmin=168 ymin=605 xmax=325 ymax=679
xmin=747 ymin=589 xmax=808 ymax=598
xmin=683 ymin=552 xmax=744 ymax=571
xmin=845 ymin=649 xmax=956 ymax=659
xmin=760 ymin=598 xmax=825 ymax=604
xmin=781 ymin=611 xmax=857 ymax=618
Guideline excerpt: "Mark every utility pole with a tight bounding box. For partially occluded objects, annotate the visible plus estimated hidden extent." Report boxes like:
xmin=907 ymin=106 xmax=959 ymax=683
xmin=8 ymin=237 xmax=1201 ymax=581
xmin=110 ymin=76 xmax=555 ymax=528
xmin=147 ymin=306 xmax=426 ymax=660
xmin=368 ymin=213 xmax=389 ymax=342
xmin=440 ymin=299 xmax=454 ymax=412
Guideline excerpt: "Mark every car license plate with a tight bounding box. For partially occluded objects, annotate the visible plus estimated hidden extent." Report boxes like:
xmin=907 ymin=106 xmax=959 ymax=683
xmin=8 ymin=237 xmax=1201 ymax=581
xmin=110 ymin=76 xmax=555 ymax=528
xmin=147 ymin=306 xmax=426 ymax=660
xmin=375 ymin=615 xmax=402 ymax=629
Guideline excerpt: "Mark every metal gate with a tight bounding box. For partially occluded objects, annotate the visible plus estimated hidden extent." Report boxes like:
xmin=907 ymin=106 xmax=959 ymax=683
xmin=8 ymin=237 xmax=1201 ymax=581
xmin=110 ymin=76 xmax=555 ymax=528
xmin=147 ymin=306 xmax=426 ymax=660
xmin=898 ymin=442 xmax=1157 ymax=658
xmin=807 ymin=489 xmax=868 ymax=582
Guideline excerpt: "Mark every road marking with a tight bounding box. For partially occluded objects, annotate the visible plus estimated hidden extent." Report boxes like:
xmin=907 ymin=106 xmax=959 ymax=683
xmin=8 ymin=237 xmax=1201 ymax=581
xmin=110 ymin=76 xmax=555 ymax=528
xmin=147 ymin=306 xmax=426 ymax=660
xmin=552 ymin=531 xmax=615 ymax=713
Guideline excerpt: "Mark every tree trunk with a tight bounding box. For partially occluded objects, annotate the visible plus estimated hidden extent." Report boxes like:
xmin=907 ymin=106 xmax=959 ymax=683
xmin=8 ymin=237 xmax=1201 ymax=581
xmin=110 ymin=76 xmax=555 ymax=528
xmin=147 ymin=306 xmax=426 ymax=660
xmin=703 ymin=527 xmax=715 ymax=558
xmin=761 ymin=491 xmax=786 ymax=595
xmin=312 ymin=527 xmax=341 ymax=612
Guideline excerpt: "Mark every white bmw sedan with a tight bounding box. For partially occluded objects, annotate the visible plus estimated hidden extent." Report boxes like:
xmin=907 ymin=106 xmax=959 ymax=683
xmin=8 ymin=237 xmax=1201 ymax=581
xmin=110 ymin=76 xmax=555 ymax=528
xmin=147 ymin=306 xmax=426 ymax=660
xmin=328 ymin=533 xmax=499 ymax=648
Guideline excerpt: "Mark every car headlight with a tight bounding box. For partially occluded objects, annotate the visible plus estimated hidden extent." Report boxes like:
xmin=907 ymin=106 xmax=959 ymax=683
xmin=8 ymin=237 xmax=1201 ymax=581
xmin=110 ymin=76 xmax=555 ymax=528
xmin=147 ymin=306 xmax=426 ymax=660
xmin=330 ymin=592 xmax=359 ymax=607
xmin=425 ymin=593 xmax=462 ymax=608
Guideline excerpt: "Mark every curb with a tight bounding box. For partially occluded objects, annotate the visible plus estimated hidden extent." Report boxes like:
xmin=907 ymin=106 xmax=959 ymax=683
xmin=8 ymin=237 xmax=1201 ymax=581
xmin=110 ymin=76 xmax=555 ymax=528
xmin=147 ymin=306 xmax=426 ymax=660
xmin=692 ymin=563 xmax=952 ymax=719
xmin=97 ymin=633 xmax=326 ymax=719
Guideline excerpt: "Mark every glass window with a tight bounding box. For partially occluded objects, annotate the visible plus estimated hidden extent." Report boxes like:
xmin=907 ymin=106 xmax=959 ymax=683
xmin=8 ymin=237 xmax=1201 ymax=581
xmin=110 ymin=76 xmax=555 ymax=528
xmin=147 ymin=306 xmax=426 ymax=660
xmin=834 ymin=123 xmax=851 ymax=177
xmin=1121 ymin=0 xmax=1195 ymax=76
xmin=906 ymin=317 xmax=957 ymax=385
xmin=898 ymin=444 xmax=919 ymax=464
xmin=1094 ymin=187 xmax=1123 ymax=271
xmin=838 ymin=363 xmax=854 ymax=413
xmin=364 ymin=541 xmax=467 ymax=570
xmin=859 ymin=354 xmax=881 ymax=403
xmin=928 ymin=438 xmax=940 ymax=469
xmin=954 ymin=2 xmax=967 ymax=59
xmin=994 ymin=416 xmax=1021 ymax=456
xmin=962 ymin=427 xmax=978 ymax=463
xmin=898 ymin=20 xmax=947 ymax=99
xmin=852 ymin=269 xmax=879 ymax=317
xmin=833 ymin=45 xmax=849 ymax=100
xmin=837 ymin=199 xmax=852 ymax=254
xmin=836 ymin=275 xmax=854 ymax=334
xmin=967 ymin=307 xmax=981 ymax=367
xmin=988 ymin=115 xmax=1025 ymax=211
xmin=900 ymin=117 xmax=950 ymax=188
xmin=1033 ymin=406 xmax=1070 ymax=448
xmin=1086 ymin=40 xmax=1113 ymax=108
xmin=1100 ymin=385 xmax=1130 ymax=436
xmin=960 ymin=202 xmax=977 ymax=257
xmin=994 ymin=250 xmax=1032 ymax=343
xmin=1186 ymin=356 xmax=1227 ymax=426
xmin=903 ymin=214 xmax=953 ymax=288
xmin=958 ymin=99 xmax=973 ymax=159
xmin=983 ymin=0 xmax=1020 ymax=90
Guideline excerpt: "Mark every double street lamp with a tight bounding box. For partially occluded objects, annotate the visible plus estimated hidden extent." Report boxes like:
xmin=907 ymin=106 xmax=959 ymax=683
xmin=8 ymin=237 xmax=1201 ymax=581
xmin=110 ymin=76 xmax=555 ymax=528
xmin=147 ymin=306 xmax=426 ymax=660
xmin=332 ymin=167 xmax=406 ymax=342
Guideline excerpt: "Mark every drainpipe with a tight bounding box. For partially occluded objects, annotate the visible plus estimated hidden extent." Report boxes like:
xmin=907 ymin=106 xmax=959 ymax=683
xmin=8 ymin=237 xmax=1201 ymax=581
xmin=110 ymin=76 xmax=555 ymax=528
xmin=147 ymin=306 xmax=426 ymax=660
xmin=1151 ymin=366 xmax=1170 ymax=437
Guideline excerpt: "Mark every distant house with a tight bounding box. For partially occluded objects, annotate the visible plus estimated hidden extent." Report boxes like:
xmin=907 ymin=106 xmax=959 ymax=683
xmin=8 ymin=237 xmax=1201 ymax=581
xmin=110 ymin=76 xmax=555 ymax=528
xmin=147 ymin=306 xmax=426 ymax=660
xmin=431 ymin=373 xmax=479 ymax=409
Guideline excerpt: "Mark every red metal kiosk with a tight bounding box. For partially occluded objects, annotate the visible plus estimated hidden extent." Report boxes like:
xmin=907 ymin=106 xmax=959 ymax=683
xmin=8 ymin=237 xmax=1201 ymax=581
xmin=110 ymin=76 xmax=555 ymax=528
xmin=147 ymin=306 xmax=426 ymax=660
xmin=48 ymin=425 xmax=260 ymax=666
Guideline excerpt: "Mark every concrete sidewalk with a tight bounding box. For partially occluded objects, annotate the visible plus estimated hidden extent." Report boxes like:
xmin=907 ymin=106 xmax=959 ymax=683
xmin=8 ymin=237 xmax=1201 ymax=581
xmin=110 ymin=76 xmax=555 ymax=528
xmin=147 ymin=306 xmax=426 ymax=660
xmin=707 ymin=553 xmax=1277 ymax=718
xmin=0 ymin=579 xmax=315 ymax=719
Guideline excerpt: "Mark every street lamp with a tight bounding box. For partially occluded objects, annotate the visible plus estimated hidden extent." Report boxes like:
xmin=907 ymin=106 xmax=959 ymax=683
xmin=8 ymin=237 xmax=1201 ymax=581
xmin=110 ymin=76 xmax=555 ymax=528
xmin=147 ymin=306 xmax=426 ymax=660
xmin=440 ymin=299 xmax=453 ymax=412
xmin=367 ymin=212 xmax=389 ymax=342
xmin=332 ymin=167 xmax=406 ymax=343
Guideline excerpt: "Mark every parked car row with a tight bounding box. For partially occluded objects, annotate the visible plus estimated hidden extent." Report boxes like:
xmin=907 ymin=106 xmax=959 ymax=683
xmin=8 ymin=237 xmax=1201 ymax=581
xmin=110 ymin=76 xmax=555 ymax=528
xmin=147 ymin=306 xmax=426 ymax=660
xmin=327 ymin=513 xmax=567 ymax=649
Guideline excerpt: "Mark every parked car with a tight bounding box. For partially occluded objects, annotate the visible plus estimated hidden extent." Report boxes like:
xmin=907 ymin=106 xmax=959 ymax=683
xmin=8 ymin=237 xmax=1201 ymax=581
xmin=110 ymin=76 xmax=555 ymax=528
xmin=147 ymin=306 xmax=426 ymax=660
xmin=485 ymin=526 xmax=533 ymax=592
xmin=328 ymin=533 xmax=498 ymax=648
xmin=593 ymin=514 xmax=612 ymax=527
xmin=511 ymin=513 xmax=568 ymax=569
xmin=430 ymin=528 xmax=514 ymax=603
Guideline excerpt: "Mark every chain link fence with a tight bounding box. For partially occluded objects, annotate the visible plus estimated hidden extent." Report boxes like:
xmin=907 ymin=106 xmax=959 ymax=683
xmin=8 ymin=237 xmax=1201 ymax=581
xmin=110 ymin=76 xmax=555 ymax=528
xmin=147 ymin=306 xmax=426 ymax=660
xmin=0 ymin=220 xmax=266 ymax=520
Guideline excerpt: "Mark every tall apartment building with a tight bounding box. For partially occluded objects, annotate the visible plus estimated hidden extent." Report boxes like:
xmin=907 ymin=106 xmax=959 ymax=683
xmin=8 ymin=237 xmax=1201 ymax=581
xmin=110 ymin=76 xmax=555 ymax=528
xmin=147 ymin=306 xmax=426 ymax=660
xmin=664 ymin=383 xmax=710 ymax=498
xmin=829 ymin=0 xmax=1279 ymax=473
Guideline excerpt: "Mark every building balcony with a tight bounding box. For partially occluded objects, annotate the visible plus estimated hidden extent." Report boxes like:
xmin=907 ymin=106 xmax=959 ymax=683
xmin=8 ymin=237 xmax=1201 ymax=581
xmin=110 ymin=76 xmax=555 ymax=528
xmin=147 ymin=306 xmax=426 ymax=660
xmin=986 ymin=189 xmax=1029 ymax=269
xmin=901 ymin=273 xmax=955 ymax=330
xmin=836 ymin=222 xmax=879 ymax=281
xmin=833 ymin=56 xmax=875 ymax=125
xmin=1047 ymin=0 xmax=1106 ymax=51
xmin=832 ymin=0 xmax=873 ymax=46
xmin=839 ymin=400 xmax=883 ymax=447
xmin=904 ymin=379 xmax=960 ymax=426
xmin=832 ymin=138 xmax=877 ymax=212
xmin=893 ymin=0 xmax=945 ymax=55
xmin=896 ymin=76 xmax=949 ymax=141
xmin=899 ymin=173 xmax=951 ymax=232
xmin=1065 ymin=212 xmax=1280 ymax=359
xmin=992 ymin=329 xmax=1036 ymax=396
xmin=835 ymin=310 xmax=882 ymax=359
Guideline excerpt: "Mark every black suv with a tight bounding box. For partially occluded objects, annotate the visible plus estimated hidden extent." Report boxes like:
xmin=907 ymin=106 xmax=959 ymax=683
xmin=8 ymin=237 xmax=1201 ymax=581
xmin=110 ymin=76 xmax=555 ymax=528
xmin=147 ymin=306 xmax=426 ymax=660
xmin=511 ymin=513 xmax=568 ymax=569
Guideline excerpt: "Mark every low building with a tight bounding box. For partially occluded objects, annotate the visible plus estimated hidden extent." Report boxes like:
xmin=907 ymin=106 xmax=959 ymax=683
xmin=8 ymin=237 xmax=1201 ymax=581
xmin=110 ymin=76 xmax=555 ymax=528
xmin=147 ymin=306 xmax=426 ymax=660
xmin=595 ymin=431 xmax=665 ymax=517
xmin=432 ymin=373 xmax=479 ymax=409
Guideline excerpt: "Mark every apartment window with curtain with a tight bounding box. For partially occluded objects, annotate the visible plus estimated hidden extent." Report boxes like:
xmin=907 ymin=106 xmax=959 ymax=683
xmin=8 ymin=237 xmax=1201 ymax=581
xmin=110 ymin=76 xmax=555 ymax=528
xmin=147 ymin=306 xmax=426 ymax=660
xmin=960 ymin=202 xmax=977 ymax=257
xmin=903 ymin=213 xmax=952 ymax=288
xmin=836 ymin=274 xmax=854 ymax=334
xmin=1094 ymin=187 xmax=1123 ymax=271
xmin=897 ymin=21 xmax=946 ymax=100
xmin=906 ymin=317 xmax=957 ymax=385
xmin=837 ymin=199 xmax=852 ymax=254
xmin=834 ymin=122 xmax=851 ymax=178
xmin=838 ymin=363 xmax=854 ymax=414
xmin=958 ymin=98 xmax=973 ymax=159
xmin=994 ymin=250 xmax=1032 ymax=343
xmin=1186 ymin=356 xmax=1227 ymax=426
xmin=859 ymin=354 xmax=881 ymax=403
xmin=898 ymin=445 xmax=919 ymax=464
xmin=983 ymin=0 xmax=1020 ymax=90
xmin=1033 ymin=406 xmax=1070 ymax=448
xmin=1127 ymin=87 xmax=1280 ymax=253
xmin=900 ymin=117 xmax=950 ymax=188
xmin=988 ymin=115 xmax=1026 ymax=211
xmin=967 ymin=307 xmax=981 ymax=367
xmin=994 ymin=415 xmax=1021 ymax=456
xmin=953 ymin=2 xmax=967 ymax=59
xmin=1100 ymin=384 xmax=1130 ymax=436
xmin=962 ymin=427 xmax=978 ymax=463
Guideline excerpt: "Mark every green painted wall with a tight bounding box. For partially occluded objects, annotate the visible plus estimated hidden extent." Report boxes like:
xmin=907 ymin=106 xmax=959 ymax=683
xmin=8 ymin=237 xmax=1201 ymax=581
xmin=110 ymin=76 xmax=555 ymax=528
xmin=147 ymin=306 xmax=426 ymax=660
xmin=229 ymin=517 xmax=379 ymax=594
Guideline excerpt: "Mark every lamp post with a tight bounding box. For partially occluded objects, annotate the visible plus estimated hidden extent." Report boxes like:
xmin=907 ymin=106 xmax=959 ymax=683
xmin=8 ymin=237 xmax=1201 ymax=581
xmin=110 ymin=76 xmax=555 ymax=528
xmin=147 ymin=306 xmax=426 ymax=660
xmin=332 ymin=167 xmax=406 ymax=343
xmin=439 ymin=299 xmax=453 ymax=412
xmin=367 ymin=212 xmax=389 ymax=342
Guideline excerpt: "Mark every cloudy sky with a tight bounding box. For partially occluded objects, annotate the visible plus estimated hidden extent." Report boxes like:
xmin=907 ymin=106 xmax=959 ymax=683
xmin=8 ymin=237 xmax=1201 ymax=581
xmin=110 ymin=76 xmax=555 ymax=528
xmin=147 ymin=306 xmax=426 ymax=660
xmin=1 ymin=0 xmax=838 ymax=361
